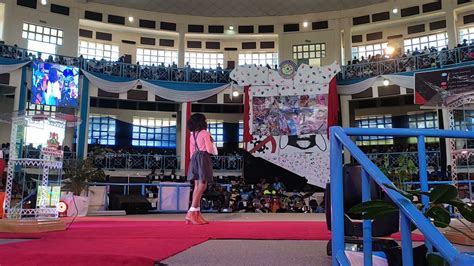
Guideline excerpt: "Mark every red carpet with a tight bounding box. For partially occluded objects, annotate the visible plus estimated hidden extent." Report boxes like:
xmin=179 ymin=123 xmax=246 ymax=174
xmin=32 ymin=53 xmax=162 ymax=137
xmin=0 ymin=220 xmax=424 ymax=266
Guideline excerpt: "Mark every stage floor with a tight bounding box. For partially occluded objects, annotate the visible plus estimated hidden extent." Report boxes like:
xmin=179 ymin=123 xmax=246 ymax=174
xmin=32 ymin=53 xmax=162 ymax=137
xmin=0 ymin=213 xmax=469 ymax=266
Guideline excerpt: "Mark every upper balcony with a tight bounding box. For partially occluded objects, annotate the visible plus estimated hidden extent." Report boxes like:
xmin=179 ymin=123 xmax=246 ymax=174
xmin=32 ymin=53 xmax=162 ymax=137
xmin=1 ymin=43 xmax=473 ymax=84
xmin=339 ymin=45 xmax=474 ymax=80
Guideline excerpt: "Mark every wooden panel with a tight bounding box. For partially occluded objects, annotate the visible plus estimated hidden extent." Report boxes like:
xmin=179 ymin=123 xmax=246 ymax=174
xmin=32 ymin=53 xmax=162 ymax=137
xmin=283 ymin=24 xmax=299 ymax=32
xmin=108 ymin=14 xmax=125 ymax=25
xmin=422 ymin=1 xmax=442 ymax=13
xmin=187 ymin=41 xmax=202 ymax=49
xmin=79 ymin=29 xmax=93 ymax=38
xmin=312 ymin=21 xmax=329 ymax=30
xmin=208 ymin=25 xmax=224 ymax=33
xmin=372 ymin=12 xmax=390 ymax=22
xmin=139 ymin=19 xmax=156 ymax=29
xmin=127 ymin=90 xmax=148 ymax=101
xmin=429 ymin=20 xmax=446 ymax=31
xmin=96 ymin=32 xmax=112 ymax=41
xmin=260 ymin=41 xmax=275 ymax=49
xmin=160 ymin=21 xmax=177 ymax=31
xmin=159 ymin=39 xmax=174 ymax=47
xmin=85 ymin=11 xmax=102 ymax=22
xmin=366 ymin=32 xmax=383 ymax=41
xmin=238 ymin=25 xmax=254 ymax=34
xmin=401 ymin=6 xmax=420 ymax=17
xmin=206 ymin=42 xmax=220 ymax=49
xmin=407 ymin=24 xmax=425 ymax=34
xmin=242 ymin=42 xmax=257 ymax=49
xmin=50 ymin=4 xmax=70 ymax=16
xmin=140 ymin=37 xmax=156 ymax=46
xmin=258 ymin=25 xmax=274 ymax=33
xmin=352 ymin=35 xmax=363 ymax=43
xmin=353 ymin=15 xmax=370 ymax=25
xmin=188 ymin=24 xmax=204 ymax=33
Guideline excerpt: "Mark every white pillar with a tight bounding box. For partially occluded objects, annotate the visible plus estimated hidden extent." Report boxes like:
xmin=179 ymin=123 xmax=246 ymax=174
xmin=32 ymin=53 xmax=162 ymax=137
xmin=178 ymin=25 xmax=186 ymax=67
xmin=443 ymin=0 xmax=458 ymax=49
xmin=340 ymin=95 xmax=352 ymax=163
xmin=341 ymin=18 xmax=352 ymax=65
xmin=179 ymin=102 xmax=189 ymax=173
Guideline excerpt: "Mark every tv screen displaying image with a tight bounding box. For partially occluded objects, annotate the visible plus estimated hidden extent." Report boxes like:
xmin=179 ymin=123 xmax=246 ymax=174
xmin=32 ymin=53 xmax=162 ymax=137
xmin=31 ymin=61 xmax=80 ymax=108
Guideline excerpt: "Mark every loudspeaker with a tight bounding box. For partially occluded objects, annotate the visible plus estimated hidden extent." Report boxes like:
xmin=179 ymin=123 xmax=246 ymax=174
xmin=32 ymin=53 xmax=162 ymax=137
xmin=109 ymin=194 xmax=151 ymax=214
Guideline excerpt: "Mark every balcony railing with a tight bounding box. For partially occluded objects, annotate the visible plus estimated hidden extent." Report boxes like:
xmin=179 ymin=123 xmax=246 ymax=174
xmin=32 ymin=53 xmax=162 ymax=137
xmin=340 ymin=44 xmax=474 ymax=80
xmin=20 ymin=149 xmax=243 ymax=171
xmin=367 ymin=151 xmax=441 ymax=169
xmin=0 ymin=43 xmax=232 ymax=83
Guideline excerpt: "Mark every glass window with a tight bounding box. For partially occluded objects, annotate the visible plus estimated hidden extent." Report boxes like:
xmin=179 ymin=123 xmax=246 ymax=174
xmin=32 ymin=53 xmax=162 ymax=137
xmin=351 ymin=42 xmax=388 ymax=60
xmin=78 ymin=40 xmax=120 ymax=61
xmin=459 ymin=26 xmax=474 ymax=43
xmin=407 ymin=112 xmax=439 ymax=143
xmin=238 ymin=120 xmax=244 ymax=148
xmin=136 ymin=48 xmax=178 ymax=66
xmin=185 ymin=52 xmax=224 ymax=69
xmin=292 ymin=43 xmax=326 ymax=61
xmin=132 ymin=117 xmax=177 ymax=148
xmin=22 ymin=23 xmax=63 ymax=45
xmin=88 ymin=115 xmax=116 ymax=146
xmin=404 ymin=32 xmax=448 ymax=53
xmin=207 ymin=119 xmax=224 ymax=148
xmin=238 ymin=52 xmax=278 ymax=66
xmin=355 ymin=115 xmax=394 ymax=146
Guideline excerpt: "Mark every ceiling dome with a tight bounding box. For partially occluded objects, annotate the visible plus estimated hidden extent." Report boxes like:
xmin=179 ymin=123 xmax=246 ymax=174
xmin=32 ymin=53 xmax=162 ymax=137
xmin=88 ymin=0 xmax=388 ymax=17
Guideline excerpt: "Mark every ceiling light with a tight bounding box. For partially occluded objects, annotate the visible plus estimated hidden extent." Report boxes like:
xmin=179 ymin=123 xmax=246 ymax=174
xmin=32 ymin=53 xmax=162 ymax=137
xmin=229 ymin=26 xmax=234 ymax=31
xmin=128 ymin=16 xmax=134 ymax=22
xmin=383 ymin=79 xmax=390 ymax=86
xmin=41 ymin=0 xmax=47 ymax=5
xmin=392 ymin=8 xmax=398 ymax=14
xmin=232 ymin=90 xmax=239 ymax=97
xmin=303 ymin=22 xmax=308 ymax=28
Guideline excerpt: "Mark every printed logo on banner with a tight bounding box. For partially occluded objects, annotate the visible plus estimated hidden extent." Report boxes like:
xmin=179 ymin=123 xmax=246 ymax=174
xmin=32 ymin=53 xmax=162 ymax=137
xmin=279 ymin=60 xmax=298 ymax=79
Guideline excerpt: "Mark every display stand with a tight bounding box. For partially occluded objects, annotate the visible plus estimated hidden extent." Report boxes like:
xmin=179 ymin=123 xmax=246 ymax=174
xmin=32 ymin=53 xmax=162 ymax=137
xmin=0 ymin=112 xmax=77 ymax=232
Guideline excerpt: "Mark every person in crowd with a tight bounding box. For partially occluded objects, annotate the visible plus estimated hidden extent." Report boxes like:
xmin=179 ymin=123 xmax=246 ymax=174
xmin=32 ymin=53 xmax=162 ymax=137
xmin=186 ymin=113 xmax=218 ymax=225
xmin=352 ymin=56 xmax=359 ymax=64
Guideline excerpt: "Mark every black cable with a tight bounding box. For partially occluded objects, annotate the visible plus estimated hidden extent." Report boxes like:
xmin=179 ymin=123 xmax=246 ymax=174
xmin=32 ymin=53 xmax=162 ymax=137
xmin=65 ymin=195 xmax=79 ymax=230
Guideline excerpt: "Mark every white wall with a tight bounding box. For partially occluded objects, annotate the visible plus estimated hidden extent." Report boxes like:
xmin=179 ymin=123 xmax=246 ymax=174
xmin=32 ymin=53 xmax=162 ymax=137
xmin=0 ymin=95 xmax=14 ymax=144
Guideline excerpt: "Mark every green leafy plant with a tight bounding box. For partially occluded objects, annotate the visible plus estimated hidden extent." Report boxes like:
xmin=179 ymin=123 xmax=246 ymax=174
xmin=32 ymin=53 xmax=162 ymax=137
xmin=62 ymin=148 xmax=107 ymax=196
xmin=378 ymin=154 xmax=418 ymax=189
xmin=350 ymin=183 xmax=474 ymax=264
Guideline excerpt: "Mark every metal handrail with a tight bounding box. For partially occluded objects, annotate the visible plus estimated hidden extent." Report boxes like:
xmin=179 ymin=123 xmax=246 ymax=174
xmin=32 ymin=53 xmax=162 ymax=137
xmin=330 ymin=126 xmax=474 ymax=266
xmin=0 ymin=43 xmax=232 ymax=83
xmin=340 ymin=44 xmax=474 ymax=80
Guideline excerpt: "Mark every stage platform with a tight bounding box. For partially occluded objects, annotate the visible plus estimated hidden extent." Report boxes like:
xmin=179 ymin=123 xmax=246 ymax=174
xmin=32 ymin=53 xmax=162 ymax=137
xmin=0 ymin=213 xmax=456 ymax=266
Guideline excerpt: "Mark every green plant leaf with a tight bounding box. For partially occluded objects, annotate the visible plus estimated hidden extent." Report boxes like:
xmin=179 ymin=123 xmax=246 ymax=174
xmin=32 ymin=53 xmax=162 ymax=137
xmin=426 ymin=206 xmax=451 ymax=228
xmin=448 ymin=200 xmax=474 ymax=223
xmin=426 ymin=253 xmax=449 ymax=266
xmin=430 ymin=185 xmax=458 ymax=204
xmin=349 ymin=200 xmax=395 ymax=214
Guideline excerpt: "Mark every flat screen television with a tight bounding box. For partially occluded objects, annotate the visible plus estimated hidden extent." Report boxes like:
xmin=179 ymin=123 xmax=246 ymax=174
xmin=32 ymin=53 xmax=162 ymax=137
xmin=31 ymin=61 xmax=80 ymax=108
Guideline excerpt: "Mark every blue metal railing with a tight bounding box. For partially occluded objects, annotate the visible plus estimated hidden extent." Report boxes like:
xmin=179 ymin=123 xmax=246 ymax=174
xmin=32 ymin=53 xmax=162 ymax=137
xmin=330 ymin=127 xmax=474 ymax=266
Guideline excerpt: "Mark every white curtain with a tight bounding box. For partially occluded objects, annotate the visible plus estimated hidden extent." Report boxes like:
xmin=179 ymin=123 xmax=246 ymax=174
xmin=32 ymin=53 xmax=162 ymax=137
xmin=337 ymin=74 xmax=414 ymax=95
xmin=0 ymin=61 xmax=29 ymax=74
xmin=82 ymin=71 xmax=139 ymax=94
xmin=141 ymin=81 xmax=230 ymax=103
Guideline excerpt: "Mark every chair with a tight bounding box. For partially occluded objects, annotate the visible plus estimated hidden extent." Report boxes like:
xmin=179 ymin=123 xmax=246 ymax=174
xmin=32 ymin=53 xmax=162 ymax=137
xmin=324 ymin=163 xmax=399 ymax=256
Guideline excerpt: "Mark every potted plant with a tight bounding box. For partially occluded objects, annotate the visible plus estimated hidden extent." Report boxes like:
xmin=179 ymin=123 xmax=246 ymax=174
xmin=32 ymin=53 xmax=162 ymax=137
xmin=61 ymin=148 xmax=106 ymax=216
xmin=350 ymin=183 xmax=474 ymax=265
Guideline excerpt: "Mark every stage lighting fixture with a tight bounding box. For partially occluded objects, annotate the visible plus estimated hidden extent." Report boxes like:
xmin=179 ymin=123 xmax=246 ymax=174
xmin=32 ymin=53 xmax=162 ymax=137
xmin=57 ymin=201 xmax=68 ymax=216
xmin=303 ymin=22 xmax=308 ymax=28
xmin=128 ymin=16 xmax=134 ymax=22
xmin=383 ymin=79 xmax=390 ymax=86
xmin=232 ymin=90 xmax=239 ymax=97
xmin=41 ymin=0 xmax=47 ymax=5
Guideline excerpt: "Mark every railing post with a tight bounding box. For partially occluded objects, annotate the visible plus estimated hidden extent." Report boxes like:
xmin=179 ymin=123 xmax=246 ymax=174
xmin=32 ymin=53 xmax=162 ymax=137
xmin=361 ymin=169 xmax=373 ymax=266
xmin=330 ymin=128 xmax=345 ymax=266
xmin=417 ymin=135 xmax=433 ymax=251
xmin=400 ymin=212 xmax=414 ymax=266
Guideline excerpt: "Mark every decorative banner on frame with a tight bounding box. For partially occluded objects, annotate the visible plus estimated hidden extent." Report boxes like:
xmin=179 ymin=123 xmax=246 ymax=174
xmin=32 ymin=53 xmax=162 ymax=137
xmin=233 ymin=62 xmax=340 ymax=188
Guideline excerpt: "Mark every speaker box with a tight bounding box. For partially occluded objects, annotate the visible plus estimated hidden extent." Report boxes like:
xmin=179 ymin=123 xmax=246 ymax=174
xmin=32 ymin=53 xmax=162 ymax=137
xmin=109 ymin=194 xmax=151 ymax=214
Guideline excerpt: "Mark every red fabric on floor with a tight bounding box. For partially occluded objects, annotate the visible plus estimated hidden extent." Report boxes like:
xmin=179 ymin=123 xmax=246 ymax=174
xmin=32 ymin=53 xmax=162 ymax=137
xmin=0 ymin=220 xmax=424 ymax=265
